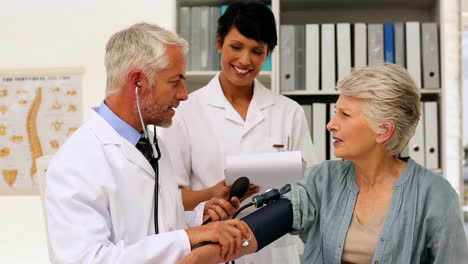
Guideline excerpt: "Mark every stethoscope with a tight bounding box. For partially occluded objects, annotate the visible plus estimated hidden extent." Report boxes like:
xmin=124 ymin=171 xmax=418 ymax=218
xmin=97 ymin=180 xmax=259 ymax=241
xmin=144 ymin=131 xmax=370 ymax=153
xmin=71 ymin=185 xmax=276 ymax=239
xmin=135 ymin=82 xmax=161 ymax=161
xmin=135 ymin=81 xmax=161 ymax=234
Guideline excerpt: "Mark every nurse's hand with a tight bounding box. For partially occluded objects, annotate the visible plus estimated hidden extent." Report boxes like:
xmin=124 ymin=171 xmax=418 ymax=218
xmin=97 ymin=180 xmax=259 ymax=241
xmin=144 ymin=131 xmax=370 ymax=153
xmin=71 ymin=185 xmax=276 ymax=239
xmin=208 ymin=180 xmax=231 ymax=200
xmin=204 ymin=197 xmax=240 ymax=222
xmin=240 ymin=184 xmax=260 ymax=202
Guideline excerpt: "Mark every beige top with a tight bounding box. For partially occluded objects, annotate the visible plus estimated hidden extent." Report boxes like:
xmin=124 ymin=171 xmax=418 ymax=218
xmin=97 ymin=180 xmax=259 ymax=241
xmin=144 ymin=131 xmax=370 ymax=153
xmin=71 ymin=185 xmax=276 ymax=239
xmin=341 ymin=202 xmax=391 ymax=264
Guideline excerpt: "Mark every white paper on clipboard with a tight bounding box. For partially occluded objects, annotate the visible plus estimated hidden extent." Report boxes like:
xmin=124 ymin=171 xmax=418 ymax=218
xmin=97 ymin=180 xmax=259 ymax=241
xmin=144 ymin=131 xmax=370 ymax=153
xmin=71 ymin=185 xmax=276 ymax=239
xmin=224 ymin=151 xmax=304 ymax=193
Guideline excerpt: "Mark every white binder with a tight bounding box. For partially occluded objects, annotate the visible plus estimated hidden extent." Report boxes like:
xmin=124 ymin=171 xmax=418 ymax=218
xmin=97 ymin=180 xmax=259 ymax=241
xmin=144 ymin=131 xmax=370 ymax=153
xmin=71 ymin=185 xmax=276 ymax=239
xmin=368 ymin=24 xmax=384 ymax=66
xmin=199 ymin=7 xmax=210 ymax=71
xmin=394 ymin=22 xmax=406 ymax=67
xmin=421 ymin=23 xmax=440 ymax=89
xmin=423 ymin=102 xmax=439 ymax=169
xmin=306 ymin=24 xmax=319 ymax=91
xmin=406 ymin=22 xmax=422 ymax=88
xmin=280 ymin=25 xmax=295 ymax=91
xmin=301 ymin=104 xmax=312 ymax=138
xmin=190 ymin=7 xmax=201 ymax=71
xmin=179 ymin=7 xmax=191 ymax=70
xmin=328 ymin=103 xmax=339 ymax=160
xmin=295 ymin=25 xmax=306 ymax=90
xmin=321 ymin=24 xmax=336 ymax=91
xmin=337 ymin=23 xmax=351 ymax=82
xmin=312 ymin=103 xmax=327 ymax=162
xmin=353 ymin=23 xmax=367 ymax=67
xmin=209 ymin=6 xmax=221 ymax=71
xmin=406 ymin=22 xmax=423 ymax=164
xmin=409 ymin=102 xmax=425 ymax=165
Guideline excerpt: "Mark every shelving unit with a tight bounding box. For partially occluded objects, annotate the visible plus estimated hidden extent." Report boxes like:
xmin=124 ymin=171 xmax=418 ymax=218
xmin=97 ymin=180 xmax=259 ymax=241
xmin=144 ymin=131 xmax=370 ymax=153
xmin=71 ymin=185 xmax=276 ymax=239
xmin=175 ymin=0 xmax=274 ymax=93
xmin=173 ymin=0 xmax=463 ymax=201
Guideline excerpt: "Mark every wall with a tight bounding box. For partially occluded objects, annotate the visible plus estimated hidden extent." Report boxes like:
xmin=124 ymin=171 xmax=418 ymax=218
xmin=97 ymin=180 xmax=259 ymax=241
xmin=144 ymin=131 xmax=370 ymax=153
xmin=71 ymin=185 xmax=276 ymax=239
xmin=464 ymin=1 xmax=468 ymax=146
xmin=0 ymin=0 xmax=174 ymax=262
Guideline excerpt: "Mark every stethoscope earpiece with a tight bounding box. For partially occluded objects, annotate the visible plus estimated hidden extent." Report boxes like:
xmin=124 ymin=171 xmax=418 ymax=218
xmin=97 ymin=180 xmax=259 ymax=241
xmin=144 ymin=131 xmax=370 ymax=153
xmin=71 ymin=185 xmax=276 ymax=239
xmin=135 ymin=82 xmax=161 ymax=161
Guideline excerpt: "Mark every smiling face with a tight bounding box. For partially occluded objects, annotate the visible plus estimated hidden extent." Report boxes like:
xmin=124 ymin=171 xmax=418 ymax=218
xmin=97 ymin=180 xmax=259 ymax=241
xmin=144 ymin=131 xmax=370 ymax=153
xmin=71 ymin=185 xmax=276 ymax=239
xmin=326 ymin=95 xmax=379 ymax=161
xmin=140 ymin=45 xmax=188 ymax=128
xmin=217 ymin=26 xmax=268 ymax=89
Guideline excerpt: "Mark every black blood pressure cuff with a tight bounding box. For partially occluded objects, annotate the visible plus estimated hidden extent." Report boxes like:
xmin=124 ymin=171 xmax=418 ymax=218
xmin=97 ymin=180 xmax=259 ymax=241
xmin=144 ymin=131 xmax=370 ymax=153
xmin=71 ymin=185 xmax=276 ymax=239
xmin=241 ymin=198 xmax=293 ymax=251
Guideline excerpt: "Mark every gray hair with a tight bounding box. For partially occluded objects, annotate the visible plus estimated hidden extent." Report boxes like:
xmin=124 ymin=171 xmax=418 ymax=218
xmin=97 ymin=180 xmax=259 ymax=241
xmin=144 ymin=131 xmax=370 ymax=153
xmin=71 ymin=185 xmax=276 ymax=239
xmin=104 ymin=22 xmax=188 ymax=96
xmin=336 ymin=64 xmax=421 ymax=157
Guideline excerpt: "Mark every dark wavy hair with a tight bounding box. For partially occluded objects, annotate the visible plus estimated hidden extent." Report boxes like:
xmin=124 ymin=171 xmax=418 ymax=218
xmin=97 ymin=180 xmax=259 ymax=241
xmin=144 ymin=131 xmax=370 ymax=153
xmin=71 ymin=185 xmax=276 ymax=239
xmin=217 ymin=0 xmax=277 ymax=53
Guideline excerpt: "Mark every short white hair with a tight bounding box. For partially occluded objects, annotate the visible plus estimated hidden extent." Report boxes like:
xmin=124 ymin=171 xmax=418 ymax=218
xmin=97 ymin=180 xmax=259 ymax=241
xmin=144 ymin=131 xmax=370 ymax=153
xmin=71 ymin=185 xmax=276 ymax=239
xmin=104 ymin=23 xmax=188 ymax=96
xmin=336 ymin=64 xmax=421 ymax=157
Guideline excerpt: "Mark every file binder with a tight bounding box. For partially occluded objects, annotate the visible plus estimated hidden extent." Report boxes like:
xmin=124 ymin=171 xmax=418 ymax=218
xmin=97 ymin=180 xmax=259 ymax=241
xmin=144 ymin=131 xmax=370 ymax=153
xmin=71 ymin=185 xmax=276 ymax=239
xmin=306 ymin=24 xmax=319 ymax=91
xmin=190 ymin=7 xmax=202 ymax=71
xmin=321 ymin=24 xmax=336 ymax=91
xmin=424 ymin=102 xmax=439 ymax=169
xmin=301 ymin=104 xmax=312 ymax=138
xmin=179 ymin=7 xmax=191 ymax=70
xmin=421 ymin=23 xmax=440 ymax=89
xmin=337 ymin=23 xmax=351 ymax=82
xmin=353 ymin=23 xmax=367 ymax=67
xmin=384 ymin=24 xmax=395 ymax=63
xmin=329 ymin=103 xmax=339 ymax=160
xmin=406 ymin=22 xmax=422 ymax=88
xmin=368 ymin=24 xmax=384 ymax=66
xmin=394 ymin=22 xmax=406 ymax=67
xmin=313 ymin=103 xmax=327 ymax=162
xmin=409 ymin=102 xmax=425 ymax=165
xmin=210 ymin=6 xmax=221 ymax=71
xmin=200 ymin=7 xmax=210 ymax=71
xmin=295 ymin=25 xmax=306 ymax=90
xmin=280 ymin=25 xmax=295 ymax=91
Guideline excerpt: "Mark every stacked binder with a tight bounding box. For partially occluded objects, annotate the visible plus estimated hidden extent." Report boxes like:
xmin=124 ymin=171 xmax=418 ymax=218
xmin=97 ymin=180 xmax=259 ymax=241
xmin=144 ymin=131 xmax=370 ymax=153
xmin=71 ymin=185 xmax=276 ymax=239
xmin=178 ymin=5 xmax=272 ymax=71
xmin=280 ymin=22 xmax=440 ymax=92
xmin=301 ymin=102 xmax=439 ymax=169
xmin=294 ymin=21 xmax=440 ymax=169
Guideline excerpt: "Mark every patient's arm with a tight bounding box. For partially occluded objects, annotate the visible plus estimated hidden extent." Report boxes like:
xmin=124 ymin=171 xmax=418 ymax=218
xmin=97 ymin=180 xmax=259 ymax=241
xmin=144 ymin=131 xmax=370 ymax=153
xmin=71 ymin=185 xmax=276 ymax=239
xmin=178 ymin=198 xmax=294 ymax=264
xmin=177 ymin=230 xmax=258 ymax=264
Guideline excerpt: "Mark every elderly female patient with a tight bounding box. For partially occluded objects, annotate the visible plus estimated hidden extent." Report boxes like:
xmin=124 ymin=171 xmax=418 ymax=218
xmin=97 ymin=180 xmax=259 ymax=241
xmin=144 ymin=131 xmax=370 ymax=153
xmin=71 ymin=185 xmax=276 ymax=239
xmin=179 ymin=64 xmax=468 ymax=264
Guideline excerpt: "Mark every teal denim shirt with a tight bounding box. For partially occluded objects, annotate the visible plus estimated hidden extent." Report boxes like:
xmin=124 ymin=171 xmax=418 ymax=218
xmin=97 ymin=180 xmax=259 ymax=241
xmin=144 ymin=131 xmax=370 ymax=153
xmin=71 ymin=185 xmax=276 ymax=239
xmin=283 ymin=158 xmax=468 ymax=263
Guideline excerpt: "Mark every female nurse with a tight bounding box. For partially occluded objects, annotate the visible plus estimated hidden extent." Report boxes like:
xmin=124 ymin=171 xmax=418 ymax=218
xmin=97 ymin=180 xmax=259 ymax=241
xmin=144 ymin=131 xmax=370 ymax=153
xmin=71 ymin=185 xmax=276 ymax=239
xmin=162 ymin=1 xmax=317 ymax=264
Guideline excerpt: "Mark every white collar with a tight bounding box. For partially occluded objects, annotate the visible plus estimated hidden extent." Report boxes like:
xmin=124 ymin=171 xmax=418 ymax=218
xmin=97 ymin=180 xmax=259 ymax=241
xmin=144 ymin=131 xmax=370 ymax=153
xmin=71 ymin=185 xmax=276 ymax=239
xmin=203 ymin=72 xmax=274 ymax=111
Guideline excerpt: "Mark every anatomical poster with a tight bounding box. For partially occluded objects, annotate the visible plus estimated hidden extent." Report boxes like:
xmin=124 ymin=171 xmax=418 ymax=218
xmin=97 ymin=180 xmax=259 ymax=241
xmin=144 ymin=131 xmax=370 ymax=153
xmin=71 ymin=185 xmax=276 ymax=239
xmin=0 ymin=68 xmax=83 ymax=194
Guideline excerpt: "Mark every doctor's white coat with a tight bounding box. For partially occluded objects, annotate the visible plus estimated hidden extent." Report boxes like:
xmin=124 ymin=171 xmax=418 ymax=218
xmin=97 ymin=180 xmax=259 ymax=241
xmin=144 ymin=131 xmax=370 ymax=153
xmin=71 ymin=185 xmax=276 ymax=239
xmin=162 ymin=75 xmax=318 ymax=264
xmin=45 ymin=109 xmax=203 ymax=264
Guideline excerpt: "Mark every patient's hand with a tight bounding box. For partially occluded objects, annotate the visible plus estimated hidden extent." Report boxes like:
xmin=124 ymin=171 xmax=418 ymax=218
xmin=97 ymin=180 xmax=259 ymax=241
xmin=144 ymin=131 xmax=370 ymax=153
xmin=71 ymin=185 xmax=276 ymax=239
xmin=179 ymin=222 xmax=258 ymax=264
xmin=177 ymin=244 xmax=224 ymax=264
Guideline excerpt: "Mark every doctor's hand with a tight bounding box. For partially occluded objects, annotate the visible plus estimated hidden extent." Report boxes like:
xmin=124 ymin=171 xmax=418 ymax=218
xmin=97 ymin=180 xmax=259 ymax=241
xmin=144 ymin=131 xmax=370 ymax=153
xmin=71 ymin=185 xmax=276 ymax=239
xmin=185 ymin=219 xmax=252 ymax=259
xmin=204 ymin=197 xmax=240 ymax=222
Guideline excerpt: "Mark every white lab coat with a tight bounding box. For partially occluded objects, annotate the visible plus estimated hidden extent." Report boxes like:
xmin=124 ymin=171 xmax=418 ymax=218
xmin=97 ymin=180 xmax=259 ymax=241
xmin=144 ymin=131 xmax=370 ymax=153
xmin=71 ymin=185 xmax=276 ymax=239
xmin=45 ymin=109 xmax=204 ymax=264
xmin=161 ymin=74 xmax=317 ymax=264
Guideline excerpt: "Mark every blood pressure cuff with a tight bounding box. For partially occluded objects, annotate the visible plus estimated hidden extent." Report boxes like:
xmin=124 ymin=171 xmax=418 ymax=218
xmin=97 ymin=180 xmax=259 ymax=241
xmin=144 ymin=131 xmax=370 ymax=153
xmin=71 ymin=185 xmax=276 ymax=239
xmin=241 ymin=198 xmax=293 ymax=251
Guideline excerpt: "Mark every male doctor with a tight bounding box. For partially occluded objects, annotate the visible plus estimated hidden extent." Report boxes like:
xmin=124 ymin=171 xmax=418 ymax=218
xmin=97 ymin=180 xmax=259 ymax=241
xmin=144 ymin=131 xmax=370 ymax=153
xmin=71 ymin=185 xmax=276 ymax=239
xmin=44 ymin=23 xmax=250 ymax=263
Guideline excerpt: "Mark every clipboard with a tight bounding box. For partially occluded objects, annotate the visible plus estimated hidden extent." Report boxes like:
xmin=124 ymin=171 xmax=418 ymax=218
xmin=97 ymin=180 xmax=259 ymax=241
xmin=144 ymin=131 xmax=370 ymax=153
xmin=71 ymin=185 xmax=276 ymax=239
xmin=225 ymin=151 xmax=304 ymax=193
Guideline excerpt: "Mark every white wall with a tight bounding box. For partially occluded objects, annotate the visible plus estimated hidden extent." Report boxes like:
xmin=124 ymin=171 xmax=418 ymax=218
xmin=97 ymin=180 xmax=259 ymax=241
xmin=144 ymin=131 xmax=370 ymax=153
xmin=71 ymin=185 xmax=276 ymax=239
xmin=0 ymin=0 xmax=175 ymax=262
xmin=464 ymin=33 xmax=468 ymax=147
xmin=464 ymin=0 xmax=468 ymax=147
